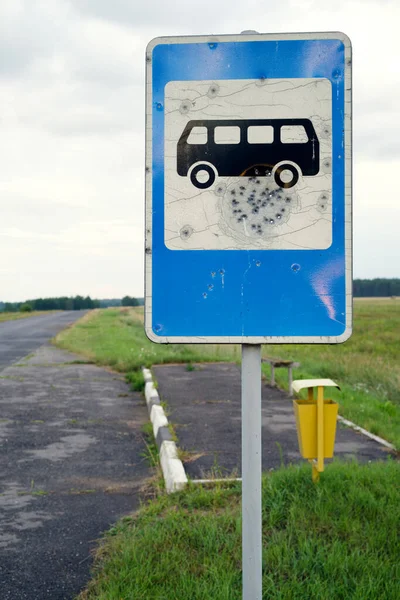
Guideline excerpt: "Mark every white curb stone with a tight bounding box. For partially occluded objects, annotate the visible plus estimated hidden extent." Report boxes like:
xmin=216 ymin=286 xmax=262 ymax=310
xmin=141 ymin=367 xmax=188 ymax=493
xmin=144 ymin=381 xmax=159 ymax=407
xmin=150 ymin=404 xmax=169 ymax=438
xmin=160 ymin=441 xmax=188 ymax=493
xmin=337 ymin=415 xmax=395 ymax=450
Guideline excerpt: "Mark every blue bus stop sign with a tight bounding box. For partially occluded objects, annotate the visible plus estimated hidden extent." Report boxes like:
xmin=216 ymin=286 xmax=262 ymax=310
xmin=145 ymin=32 xmax=352 ymax=343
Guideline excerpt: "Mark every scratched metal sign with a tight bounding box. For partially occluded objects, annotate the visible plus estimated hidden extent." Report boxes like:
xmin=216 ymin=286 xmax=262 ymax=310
xmin=145 ymin=32 xmax=352 ymax=343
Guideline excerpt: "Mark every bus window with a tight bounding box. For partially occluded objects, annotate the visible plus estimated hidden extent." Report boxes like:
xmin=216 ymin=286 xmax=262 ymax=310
xmin=247 ymin=125 xmax=274 ymax=144
xmin=281 ymin=125 xmax=308 ymax=143
xmin=187 ymin=126 xmax=207 ymax=144
xmin=215 ymin=126 xmax=241 ymax=144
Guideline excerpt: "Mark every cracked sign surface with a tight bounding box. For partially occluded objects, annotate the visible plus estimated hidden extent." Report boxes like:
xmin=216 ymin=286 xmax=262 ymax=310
xmin=165 ymin=78 xmax=332 ymax=250
xmin=146 ymin=33 xmax=352 ymax=343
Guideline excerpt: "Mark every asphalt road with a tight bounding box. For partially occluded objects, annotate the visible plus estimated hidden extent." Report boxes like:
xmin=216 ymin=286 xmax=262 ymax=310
xmin=0 ymin=343 xmax=150 ymax=600
xmin=153 ymin=363 xmax=392 ymax=478
xmin=0 ymin=312 xmax=87 ymax=371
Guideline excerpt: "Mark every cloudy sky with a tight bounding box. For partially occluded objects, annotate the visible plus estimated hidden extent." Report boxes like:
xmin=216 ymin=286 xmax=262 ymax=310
xmin=0 ymin=0 xmax=398 ymax=301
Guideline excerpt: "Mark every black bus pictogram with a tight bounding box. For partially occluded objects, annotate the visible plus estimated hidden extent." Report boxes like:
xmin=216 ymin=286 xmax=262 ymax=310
xmin=177 ymin=118 xmax=320 ymax=189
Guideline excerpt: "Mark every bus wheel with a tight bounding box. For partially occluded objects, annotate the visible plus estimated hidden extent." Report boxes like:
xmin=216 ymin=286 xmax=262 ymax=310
xmin=274 ymin=164 xmax=299 ymax=189
xmin=190 ymin=164 xmax=216 ymax=189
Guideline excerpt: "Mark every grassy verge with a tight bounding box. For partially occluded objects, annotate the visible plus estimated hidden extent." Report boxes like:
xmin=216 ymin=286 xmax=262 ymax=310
xmin=55 ymin=301 xmax=400 ymax=448
xmin=78 ymin=461 xmax=399 ymax=600
xmin=0 ymin=310 xmax=60 ymax=323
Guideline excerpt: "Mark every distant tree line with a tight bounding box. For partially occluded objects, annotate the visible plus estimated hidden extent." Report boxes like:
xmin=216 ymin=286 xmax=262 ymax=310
xmin=0 ymin=295 xmax=144 ymax=312
xmin=98 ymin=297 xmax=144 ymax=308
xmin=353 ymin=278 xmax=400 ymax=297
xmin=0 ymin=296 xmax=100 ymax=312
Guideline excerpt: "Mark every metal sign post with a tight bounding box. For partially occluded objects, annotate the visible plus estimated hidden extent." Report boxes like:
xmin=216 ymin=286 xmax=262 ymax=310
xmin=241 ymin=344 xmax=262 ymax=599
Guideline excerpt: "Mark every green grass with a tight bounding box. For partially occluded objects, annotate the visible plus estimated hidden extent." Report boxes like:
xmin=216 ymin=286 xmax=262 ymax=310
xmin=0 ymin=310 xmax=60 ymax=323
xmin=78 ymin=460 xmax=400 ymax=600
xmin=55 ymin=308 xmax=239 ymax=370
xmin=264 ymin=299 xmax=400 ymax=448
xmin=126 ymin=370 xmax=146 ymax=392
xmin=55 ymin=301 xmax=400 ymax=448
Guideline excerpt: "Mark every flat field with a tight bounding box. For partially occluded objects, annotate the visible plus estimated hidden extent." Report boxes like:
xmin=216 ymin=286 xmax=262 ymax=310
xmin=56 ymin=298 xmax=400 ymax=448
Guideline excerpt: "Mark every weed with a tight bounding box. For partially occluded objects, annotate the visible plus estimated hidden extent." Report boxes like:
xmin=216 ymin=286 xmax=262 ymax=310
xmin=126 ymin=370 xmax=145 ymax=392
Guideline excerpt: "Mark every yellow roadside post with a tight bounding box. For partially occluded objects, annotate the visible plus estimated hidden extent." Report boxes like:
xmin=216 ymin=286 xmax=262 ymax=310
xmin=292 ymin=379 xmax=340 ymax=482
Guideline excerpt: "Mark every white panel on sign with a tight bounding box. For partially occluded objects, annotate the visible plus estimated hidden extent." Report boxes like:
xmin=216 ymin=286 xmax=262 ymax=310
xmin=164 ymin=78 xmax=332 ymax=251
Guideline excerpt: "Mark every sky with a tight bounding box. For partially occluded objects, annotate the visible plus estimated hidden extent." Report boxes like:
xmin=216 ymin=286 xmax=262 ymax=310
xmin=0 ymin=0 xmax=399 ymax=302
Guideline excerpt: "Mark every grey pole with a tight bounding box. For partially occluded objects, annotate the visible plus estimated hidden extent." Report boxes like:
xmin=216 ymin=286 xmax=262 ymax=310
xmin=241 ymin=344 xmax=262 ymax=599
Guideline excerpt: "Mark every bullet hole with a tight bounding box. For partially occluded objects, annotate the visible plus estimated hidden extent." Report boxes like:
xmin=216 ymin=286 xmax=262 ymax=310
xmin=276 ymin=214 xmax=282 ymax=220
xmin=317 ymin=192 xmax=330 ymax=212
xmin=180 ymin=225 xmax=194 ymax=240
xmin=251 ymin=224 xmax=257 ymax=229
xmin=230 ymin=189 xmax=236 ymax=195
xmin=321 ymin=125 xmax=331 ymax=138
xmin=208 ymin=42 xmax=218 ymax=50
xmin=145 ymin=247 xmax=152 ymax=254
xmin=211 ymin=271 xmax=216 ymax=277
xmin=255 ymin=260 xmax=261 ymax=267
xmin=256 ymin=75 xmax=267 ymax=87
xmin=207 ymin=83 xmax=220 ymax=98
xmin=215 ymin=183 xmax=226 ymax=196
xmin=145 ymin=166 xmax=150 ymax=173
xmin=202 ymin=293 xmax=207 ymax=299
xmin=219 ymin=269 xmax=225 ymax=275
xmin=322 ymin=158 xmax=332 ymax=174
xmin=154 ymin=324 xmax=162 ymax=332
xmin=332 ymin=68 xmax=341 ymax=79
xmin=146 ymin=54 xmax=151 ymax=63
xmin=179 ymin=100 xmax=192 ymax=115
xmin=291 ymin=263 xmax=301 ymax=272
xmin=269 ymin=218 xmax=275 ymax=224
xmin=207 ymin=284 xmax=214 ymax=291
xmin=239 ymin=186 xmax=245 ymax=190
